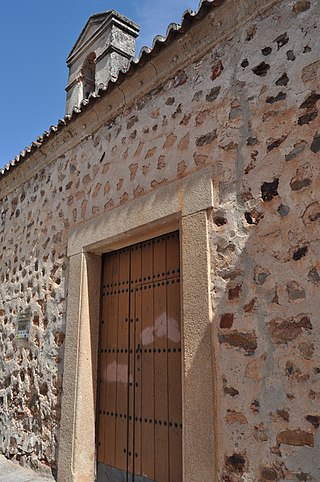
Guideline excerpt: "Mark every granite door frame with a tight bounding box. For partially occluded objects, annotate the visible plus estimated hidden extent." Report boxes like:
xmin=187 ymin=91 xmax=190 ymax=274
xmin=57 ymin=167 xmax=216 ymax=482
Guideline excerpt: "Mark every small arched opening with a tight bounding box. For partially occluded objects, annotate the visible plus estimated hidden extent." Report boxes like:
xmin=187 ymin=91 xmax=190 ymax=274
xmin=82 ymin=52 xmax=96 ymax=100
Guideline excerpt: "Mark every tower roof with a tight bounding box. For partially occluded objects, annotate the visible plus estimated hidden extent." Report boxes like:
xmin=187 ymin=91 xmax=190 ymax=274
xmin=67 ymin=10 xmax=140 ymax=66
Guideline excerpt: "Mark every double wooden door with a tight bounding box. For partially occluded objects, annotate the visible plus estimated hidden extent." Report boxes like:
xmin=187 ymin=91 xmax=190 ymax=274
xmin=97 ymin=232 xmax=182 ymax=482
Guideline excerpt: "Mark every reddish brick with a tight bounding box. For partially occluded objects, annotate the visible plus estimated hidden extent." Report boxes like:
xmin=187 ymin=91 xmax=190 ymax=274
xmin=220 ymin=313 xmax=234 ymax=329
xmin=211 ymin=60 xmax=224 ymax=80
xmin=228 ymin=285 xmax=242 ymax=300
xmin=219 ymin=330 xmax=257 ymax=354
xmin=268 ymin=316 xmax=312 ymax=344
xmin=277 ymin=429 xmax=314 ymax=447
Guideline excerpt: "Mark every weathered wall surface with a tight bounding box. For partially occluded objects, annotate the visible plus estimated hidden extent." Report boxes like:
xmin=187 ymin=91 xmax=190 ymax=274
xmin=208 ymin=1 xmax=320 ymax=482
xmin=209 ymin=0 xmax=320 ymax=480
xmin=0 ymin=0 xmax=319 ymax=479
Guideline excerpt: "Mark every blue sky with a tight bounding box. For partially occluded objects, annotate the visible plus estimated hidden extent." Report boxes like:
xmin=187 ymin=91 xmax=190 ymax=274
xmin=0 ymin=0 xmax=199 ymax=168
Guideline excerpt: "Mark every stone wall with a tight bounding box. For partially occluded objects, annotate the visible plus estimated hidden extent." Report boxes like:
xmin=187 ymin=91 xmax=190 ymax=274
xmin=208 ymin=0 xmax=320 ymax=479
xmin=0 ymin=0 xmax=319 ymax=479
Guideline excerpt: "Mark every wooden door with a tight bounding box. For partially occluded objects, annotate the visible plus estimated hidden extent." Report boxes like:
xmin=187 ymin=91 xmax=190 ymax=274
xmin=97 ymin=232 xmax=182 ymax=482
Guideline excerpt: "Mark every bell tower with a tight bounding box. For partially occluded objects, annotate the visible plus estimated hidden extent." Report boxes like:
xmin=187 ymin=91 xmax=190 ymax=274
xmin=65 ymin=10 xmax=140 ymax=115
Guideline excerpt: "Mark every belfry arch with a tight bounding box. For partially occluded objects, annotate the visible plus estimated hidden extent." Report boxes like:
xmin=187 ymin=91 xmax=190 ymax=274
xmin=82 ymin=52 xmax=96 ymax=100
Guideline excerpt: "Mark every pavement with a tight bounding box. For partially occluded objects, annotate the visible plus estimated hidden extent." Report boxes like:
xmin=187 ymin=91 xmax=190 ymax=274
xmin=0 ymin=455 xmax=55 ymax=482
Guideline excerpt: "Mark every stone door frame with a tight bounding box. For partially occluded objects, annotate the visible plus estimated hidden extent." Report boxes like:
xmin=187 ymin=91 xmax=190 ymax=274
xmin=57 ymin=167 xmax=216 ymax=482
